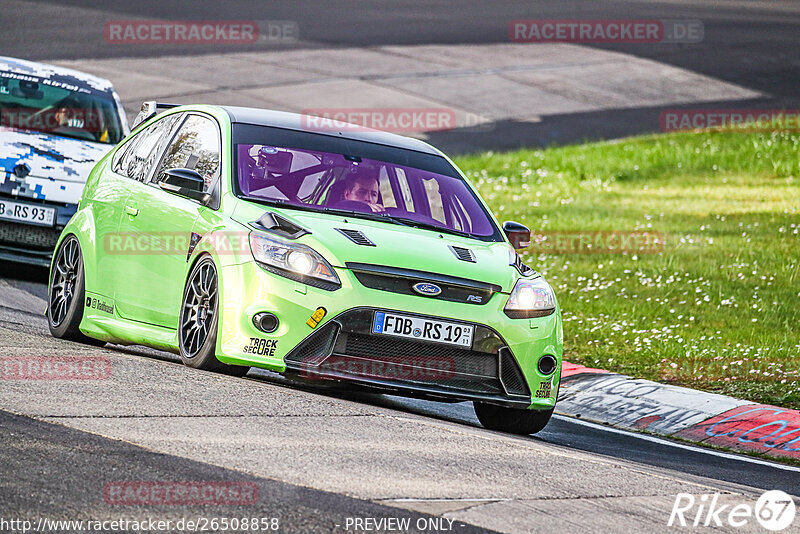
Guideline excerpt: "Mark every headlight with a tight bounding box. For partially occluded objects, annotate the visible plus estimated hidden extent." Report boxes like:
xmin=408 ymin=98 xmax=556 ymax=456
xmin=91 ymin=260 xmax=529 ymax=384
xmin=249 ymin=232 xmax=340 ymax=290
xmin=504 ymin=277 xmax=556 ymax=319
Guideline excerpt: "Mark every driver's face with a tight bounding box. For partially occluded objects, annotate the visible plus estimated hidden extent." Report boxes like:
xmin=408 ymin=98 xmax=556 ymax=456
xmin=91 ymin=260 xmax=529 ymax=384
xmin=54 ymin=107 xmax=70 ymax=127
xmin=345 ymin=178 xmax=379 ymax=204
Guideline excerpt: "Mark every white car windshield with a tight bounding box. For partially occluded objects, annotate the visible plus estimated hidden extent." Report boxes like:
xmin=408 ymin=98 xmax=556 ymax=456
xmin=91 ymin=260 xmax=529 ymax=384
xmin=0 ymin=71 xmax=125 ymax=144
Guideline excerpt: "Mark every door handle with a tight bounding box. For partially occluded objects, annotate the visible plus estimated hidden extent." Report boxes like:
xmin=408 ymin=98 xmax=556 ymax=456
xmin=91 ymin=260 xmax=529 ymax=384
xmin=124 ymin=205 xmax=139 ymax=217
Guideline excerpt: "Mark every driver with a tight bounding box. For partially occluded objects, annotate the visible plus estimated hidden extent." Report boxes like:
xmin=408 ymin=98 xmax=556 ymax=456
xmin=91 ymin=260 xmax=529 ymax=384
xmin=342 ymin=173 xmax=384 ymax=212
xmin=250 ymin=146 xmax=278 ymax=181
xmin=51 ymin=98 xmax=86 ymax=130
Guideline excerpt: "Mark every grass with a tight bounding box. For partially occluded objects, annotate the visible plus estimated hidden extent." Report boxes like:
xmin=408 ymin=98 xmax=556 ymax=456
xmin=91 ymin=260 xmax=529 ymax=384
xmin=454 ymin=129 xmax=800 ymax=409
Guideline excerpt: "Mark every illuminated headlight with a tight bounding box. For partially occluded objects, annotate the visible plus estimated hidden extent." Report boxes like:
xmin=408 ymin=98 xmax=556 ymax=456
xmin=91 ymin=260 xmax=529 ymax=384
xmin=504 ymin=277 xmax=556 ymax=319
xmin=286 ymin=250 xmax=314 ymax=274
xmin=249 ymin=232 xmax=340 ymax=289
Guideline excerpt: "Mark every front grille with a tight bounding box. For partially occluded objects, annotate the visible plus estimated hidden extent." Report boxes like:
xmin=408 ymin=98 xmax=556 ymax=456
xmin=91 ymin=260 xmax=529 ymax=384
xmin=284 ymin=308 xmax=528 ymax=401
xmin=347 ymin=263 xmax=499 ymax=306
xmin=0 ymin=220 xmax=61 ymax=251
xmin=318 ymin=354 xmax=504 ymax=395
xmin=343 ymin=333 xmax=497 ymax=378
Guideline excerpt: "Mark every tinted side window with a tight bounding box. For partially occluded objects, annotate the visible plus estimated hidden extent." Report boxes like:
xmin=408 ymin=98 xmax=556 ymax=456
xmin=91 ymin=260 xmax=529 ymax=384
xmin=112 ymin=114 xmax=181 ymax=181
xmin=154 ymin=115 xmax=221 ymax=192
xmin=111 ymin=133 xmax=141 ymax=175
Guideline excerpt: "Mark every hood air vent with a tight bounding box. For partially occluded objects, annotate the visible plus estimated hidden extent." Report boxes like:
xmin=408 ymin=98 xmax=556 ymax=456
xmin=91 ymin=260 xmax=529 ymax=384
xmin=449 ymin=245 xmax=476 ymax=263
xmin=252 ymin=211 xmax=309 ymax=240
xmin=336 ymin=228 xmax=375 ymax=246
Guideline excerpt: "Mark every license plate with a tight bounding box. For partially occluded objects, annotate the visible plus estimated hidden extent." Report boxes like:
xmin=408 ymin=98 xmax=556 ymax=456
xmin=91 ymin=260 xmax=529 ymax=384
xmin=0 ymin=199 xmax=55 ymax=226
xmin=372 ymin=311 xmax=474 ymax=348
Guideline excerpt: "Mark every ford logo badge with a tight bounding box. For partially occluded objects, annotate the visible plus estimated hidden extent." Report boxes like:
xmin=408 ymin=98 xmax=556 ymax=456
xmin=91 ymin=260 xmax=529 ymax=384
xmin=412 ymin=282 xmax=442 ymax=296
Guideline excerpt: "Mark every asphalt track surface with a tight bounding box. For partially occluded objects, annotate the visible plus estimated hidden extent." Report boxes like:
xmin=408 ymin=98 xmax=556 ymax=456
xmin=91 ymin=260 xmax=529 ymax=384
xmin=0 ymin=411 xmax=491 ymax=534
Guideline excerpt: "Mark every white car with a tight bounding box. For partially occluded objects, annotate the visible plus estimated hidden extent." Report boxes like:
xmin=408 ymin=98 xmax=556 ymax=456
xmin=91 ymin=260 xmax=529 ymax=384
xmin=0 ymin=56 xmax=128 ymax=266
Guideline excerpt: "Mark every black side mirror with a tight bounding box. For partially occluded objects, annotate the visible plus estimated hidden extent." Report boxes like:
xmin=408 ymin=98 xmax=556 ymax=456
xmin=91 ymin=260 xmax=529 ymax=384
xmin=502 ymin=221 xmax=531 ymax=249
xmin=159 ymin=168 xmax=210 ymax=204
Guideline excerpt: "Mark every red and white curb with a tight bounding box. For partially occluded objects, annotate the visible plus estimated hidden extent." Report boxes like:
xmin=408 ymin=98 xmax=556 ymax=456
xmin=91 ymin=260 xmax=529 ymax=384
xmin=558 ymin=362 xmax=800 ymax=461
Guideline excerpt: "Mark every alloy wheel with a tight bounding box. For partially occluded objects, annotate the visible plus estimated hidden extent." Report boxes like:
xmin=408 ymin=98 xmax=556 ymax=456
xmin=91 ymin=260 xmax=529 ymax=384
xmin=180 ymin=261 xmax=218 ymax=357
xmin=49 ymin=237 xmax=80 ymax=327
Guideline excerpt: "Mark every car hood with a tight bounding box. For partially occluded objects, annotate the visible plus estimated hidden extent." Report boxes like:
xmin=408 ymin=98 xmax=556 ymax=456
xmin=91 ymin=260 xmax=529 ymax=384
xmin=233 ymin=202 xmax=518 ymax=292
xmin=0 ymin=128 xmax=111 ymax=182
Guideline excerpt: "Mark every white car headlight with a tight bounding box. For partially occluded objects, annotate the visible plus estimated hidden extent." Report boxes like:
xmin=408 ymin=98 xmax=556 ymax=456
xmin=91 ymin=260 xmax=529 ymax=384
xmin=249 ymin=232 xmax=340 ymax=289
xmin=504 ymin=277 xmax=556 ymax=318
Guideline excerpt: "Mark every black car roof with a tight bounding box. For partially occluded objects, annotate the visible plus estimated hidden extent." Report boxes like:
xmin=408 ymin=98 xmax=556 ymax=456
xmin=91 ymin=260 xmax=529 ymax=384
xmin=221 ymin=105 xmax=443 ymax=156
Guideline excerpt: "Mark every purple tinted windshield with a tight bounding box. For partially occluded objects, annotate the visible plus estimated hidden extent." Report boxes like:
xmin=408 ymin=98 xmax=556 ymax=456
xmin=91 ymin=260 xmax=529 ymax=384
xmin=236 ymin=144 xmax=496 ymax=237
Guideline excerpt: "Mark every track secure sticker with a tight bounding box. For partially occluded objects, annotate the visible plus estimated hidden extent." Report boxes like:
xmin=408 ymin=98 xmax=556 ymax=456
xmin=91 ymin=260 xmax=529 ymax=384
xmin=535 ymin=382 xmax=552 ymax=399
xmin=243 ymin=338 xmax=278 ymax=356
xmin=306 ymin=307 xmax=327 ymax=328
xmin=85 ymin=296 xmax=114 ymax=315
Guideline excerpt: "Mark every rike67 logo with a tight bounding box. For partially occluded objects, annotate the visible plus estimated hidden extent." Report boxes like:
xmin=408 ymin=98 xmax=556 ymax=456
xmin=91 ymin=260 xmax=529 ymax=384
xmin=669 ymin=490 xmax=796 ymax=531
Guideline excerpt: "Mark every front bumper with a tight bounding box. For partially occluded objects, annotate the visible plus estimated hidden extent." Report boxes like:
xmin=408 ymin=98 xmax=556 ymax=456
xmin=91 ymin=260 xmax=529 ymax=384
xmin=216 ymin=260 xmax=562 ymax=409
xmin=284 ymin=308 xmax=534 ymax=408
xmin=0 ymin=198 xmax=76 ymax=267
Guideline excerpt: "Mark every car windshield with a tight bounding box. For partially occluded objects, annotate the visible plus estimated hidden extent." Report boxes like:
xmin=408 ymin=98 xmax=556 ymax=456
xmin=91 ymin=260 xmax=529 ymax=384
xmin=236 ymin=143 xmax=498 ymax=238
xmin=0 ymin=71 xmax=125 ymax=144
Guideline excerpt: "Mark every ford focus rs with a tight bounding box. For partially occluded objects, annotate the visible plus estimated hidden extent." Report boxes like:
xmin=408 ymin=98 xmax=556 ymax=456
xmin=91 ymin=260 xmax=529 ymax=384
xmin=47 ymin=102 xmax=563 ymax=434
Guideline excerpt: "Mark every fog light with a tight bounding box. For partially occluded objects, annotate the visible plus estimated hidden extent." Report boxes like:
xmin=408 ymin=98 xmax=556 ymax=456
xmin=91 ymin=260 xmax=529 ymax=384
xmin=253 ymin=312 xmax=279 ymax=333
xmin=538 ymin=354 xmax=557 ymax=375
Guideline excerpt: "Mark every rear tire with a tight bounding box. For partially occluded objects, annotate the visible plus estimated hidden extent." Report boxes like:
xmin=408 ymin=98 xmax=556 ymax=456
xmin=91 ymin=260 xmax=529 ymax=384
xmin=47 ymin=235 xmax=105 ymax=347
xmin=474 ymin=402 xmax=553 ymax=435
xmin=178 ymin=256 xmax=249 ymax=377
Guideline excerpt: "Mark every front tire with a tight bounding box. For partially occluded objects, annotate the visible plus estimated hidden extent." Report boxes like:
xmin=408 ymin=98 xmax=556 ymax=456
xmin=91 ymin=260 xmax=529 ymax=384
xmin=47 ymin=235 xmax=105 ymax=346
xmin=178 ymin=256 xmax=249 ymax=377
xmin=474 ymin=402 xmax=553 ymax=435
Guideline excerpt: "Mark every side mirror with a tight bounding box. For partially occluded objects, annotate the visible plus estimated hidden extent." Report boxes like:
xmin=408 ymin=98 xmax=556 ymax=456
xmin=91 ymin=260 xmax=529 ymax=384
xmin=159 ymin=168 xmax=210 ymax=204
xmin=502 ymin=221 xmax=531 ymax=249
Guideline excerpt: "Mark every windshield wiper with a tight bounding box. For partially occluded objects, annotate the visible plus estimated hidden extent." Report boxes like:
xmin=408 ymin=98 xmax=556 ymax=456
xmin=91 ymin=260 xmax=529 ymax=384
xmin=242 ymin=200 xmax=468 ymax=236
xmin=384 ymin=216 xmax=473 ymax=238
xmin=243 ymin=199 xmax=406 ymax=227
xmin=322 ymin=207 xmax=410 ymax=227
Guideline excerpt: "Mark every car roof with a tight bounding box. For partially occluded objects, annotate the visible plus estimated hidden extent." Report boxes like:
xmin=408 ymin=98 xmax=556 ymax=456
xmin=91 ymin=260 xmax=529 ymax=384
xmin=0 ymin=56 xmax=116 ymax=94
xmin=220 ymin=105 xmax=443 ymax=156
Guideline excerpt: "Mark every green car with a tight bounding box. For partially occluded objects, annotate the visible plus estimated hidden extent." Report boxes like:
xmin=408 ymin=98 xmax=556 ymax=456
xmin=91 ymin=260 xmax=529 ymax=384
xmin=47 ymin=103 xmax=563 ymax=434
